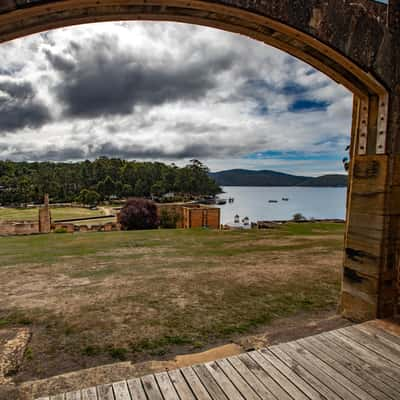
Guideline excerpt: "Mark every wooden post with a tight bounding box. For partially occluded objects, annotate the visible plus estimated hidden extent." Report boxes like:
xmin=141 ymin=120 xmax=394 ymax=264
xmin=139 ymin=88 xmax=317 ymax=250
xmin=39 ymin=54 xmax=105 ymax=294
xmin=340 ymin=91 xmax=400 ymax=321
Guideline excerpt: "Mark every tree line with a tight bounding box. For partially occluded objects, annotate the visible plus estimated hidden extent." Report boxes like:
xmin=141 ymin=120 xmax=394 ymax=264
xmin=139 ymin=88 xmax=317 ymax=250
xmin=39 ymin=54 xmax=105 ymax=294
xmin=0 ymin=158 xmax=221 ymax=206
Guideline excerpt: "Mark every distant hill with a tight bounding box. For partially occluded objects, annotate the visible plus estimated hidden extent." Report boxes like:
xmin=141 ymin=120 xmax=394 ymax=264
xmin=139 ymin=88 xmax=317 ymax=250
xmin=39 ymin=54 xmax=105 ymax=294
xmin=209 ymin=169 xmax=347 ymax=187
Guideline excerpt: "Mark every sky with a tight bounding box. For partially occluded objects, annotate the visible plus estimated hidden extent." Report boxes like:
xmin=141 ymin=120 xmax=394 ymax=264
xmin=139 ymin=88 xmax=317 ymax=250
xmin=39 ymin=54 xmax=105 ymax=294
xmin=0 ymin=21 xmax=353 ymax=176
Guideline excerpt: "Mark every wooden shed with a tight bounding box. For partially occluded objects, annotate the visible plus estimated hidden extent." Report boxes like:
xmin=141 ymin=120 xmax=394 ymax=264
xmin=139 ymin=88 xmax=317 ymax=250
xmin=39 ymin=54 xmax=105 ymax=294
xmin=182 ymin=205 xmax=220 ymax=229
xmin=156 ymin=203 xmax=220 ymax=229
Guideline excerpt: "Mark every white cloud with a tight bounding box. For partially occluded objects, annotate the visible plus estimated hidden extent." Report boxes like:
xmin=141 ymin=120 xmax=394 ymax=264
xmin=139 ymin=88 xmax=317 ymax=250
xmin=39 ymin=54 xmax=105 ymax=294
xmin=0 ymin=21 xmax=352 ymax=174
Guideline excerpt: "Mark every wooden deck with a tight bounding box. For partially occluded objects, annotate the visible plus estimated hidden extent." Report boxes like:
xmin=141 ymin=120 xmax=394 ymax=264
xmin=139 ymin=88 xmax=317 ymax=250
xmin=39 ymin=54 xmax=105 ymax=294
xmin=37 ymin=321 xmax=400 ymax=400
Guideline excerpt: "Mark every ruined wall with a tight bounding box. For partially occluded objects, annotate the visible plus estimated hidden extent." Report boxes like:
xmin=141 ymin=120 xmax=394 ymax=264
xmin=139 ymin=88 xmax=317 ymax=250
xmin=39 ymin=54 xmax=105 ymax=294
xmin=52 ymin=222 xmax=120 ymax=233
xmin=0 ymin=221 xmax=39 ymax=236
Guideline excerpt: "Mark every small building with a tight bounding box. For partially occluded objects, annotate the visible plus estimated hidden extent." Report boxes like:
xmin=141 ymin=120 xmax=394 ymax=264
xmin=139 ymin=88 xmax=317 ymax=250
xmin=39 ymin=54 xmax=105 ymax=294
xmin=156 ymin=203 xmax=220 ymax=229
xmin=182 ymin=205 xmax=220 ymax=229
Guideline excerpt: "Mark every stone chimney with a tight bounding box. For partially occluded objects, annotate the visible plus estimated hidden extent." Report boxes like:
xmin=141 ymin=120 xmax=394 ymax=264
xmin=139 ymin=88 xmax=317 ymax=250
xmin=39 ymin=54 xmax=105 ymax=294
xmin=39 ymin=194 xmax=51 ymax=233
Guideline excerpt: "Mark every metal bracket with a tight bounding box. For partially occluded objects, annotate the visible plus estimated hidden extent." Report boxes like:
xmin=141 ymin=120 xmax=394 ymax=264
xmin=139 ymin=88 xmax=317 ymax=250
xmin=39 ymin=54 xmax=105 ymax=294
xmin=376 ymin=93 xmax=388 ymax=154
xmin=358 ymin=98 xmax=368 ymax=155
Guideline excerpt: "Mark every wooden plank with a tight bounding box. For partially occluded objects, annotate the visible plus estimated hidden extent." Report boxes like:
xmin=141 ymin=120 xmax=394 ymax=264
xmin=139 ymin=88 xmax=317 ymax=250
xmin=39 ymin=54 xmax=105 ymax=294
xmin=141 ymin=374 xmax=163 ymax=400
xmin=298 ymin=336 xmax=393 ymax=400
xmin=227 ymin=356 xmax=276 ymax=400
xmin=248 ymin=350 xmax=309 ymax=400
xmin=180 ymin=366 xmax=213 ymax=400
xmin=361 ymin=324 xmax=400 ymax=346
xmin=97 ymin=384 xmax=114 ymax=400
xmin=192 ymin=364 xmax=229 ymax=400
xmin=259 ymin=348 xmax=325 ymax=400
xmin=311 ymin=334 xmax=400 ymax=399
xmin=112 ymin=381 xmax=131 ymax=400
xmin=277 ymin=343 xmax=360 ymax=400
xmin=66 ymin=392 xmax=82 ymax=400
xmin=238 ymin=353 xmax=291 ymax=400
xmin=355 ymin=325 xmax=400 ymax=352
xmin=325 ymin=331 xmax=400 ymax=383
xmin=322 ymin=331 xmax=400 ymax=390
xmin=81 ymin=387 xmax=98 ymax=400
xmin=155 ymin=372 xmax=180 ymax=400
xmin=168 ymin=369 xmax=196 ymax=400
xmin=36 ymin=398 xmax=50 ymax=400
xmin=286 ymin=341 xmax=376 ymax=400
xmin=216 ymin=358 xmax=261 ymax=400
xmin=126 ymin=378 xmax=147 ymax=400
xmin=204 ymin=361 xmax=245 ymax=399
xmin=335 ymin=328 xmax=400 ymax=366
xmin=269 ymin=345 xmax=344 ymax=400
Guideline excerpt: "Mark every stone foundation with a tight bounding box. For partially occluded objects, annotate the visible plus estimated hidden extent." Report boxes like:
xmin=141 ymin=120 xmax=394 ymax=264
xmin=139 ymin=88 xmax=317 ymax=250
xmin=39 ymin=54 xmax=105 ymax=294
xmin=0 ymin=221 xmax=39 ymax=236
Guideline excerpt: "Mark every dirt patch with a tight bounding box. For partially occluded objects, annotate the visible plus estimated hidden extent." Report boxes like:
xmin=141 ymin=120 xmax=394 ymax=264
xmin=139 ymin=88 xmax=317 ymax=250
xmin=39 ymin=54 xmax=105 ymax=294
xmin=0 ymin=328 xmax=30 ymax=385
xmin=235 ymin=310 xmax=352 ymax=350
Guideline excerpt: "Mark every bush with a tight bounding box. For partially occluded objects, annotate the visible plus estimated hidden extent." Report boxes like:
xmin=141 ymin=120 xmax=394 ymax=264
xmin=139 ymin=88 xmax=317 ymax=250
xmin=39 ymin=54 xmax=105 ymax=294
xmin=119 ymin=198 xmax=159 ymax=230
xmin=292 ymin=213 xmax=306 ymax=222
xmin=54 ymin=227 xmax=68 ymax=234
xmin=159 ymin=208 xmax=180 ymax=229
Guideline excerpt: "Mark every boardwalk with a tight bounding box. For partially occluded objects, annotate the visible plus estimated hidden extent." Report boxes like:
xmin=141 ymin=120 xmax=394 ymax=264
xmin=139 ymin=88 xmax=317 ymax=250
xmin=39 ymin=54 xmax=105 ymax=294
xmin=37 ymin=321 xmax=400 ymax=400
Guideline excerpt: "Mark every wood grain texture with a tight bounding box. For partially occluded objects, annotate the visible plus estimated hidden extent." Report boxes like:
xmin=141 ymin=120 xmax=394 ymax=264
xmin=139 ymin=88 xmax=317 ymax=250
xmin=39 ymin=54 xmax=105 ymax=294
xmin=36 ymin=322 xmax=400 ymax=400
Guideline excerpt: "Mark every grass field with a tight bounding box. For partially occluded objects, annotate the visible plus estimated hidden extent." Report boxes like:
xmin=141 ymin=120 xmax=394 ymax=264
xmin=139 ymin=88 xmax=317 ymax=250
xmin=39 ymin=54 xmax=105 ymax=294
xmin=0 ymin=207 xmax=105 ymax=222
xmin=0 ymin=223 xmax=344 ymax=382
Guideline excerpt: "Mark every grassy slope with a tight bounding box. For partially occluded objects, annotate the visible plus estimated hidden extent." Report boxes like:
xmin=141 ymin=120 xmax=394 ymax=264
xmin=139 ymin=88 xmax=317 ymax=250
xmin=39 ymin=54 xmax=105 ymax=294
xmin=0 ymin=223 xmax=344 ymax=380
xmin=0 ymin=207 xmax=104 ymax=222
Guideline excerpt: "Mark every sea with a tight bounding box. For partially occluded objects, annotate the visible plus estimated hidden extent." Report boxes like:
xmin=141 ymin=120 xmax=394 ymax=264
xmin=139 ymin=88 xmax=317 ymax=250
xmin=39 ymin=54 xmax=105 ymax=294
xmin=219 ymin=186 xmax=347 ymax=224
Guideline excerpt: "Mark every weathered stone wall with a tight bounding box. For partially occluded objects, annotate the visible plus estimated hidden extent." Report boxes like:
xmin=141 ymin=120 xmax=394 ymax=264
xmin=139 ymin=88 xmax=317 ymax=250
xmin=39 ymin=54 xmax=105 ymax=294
xmin=52 ymin=222 xmax=121 ymax=233
xmin=0 ymin=221 xmax=39 ymax=236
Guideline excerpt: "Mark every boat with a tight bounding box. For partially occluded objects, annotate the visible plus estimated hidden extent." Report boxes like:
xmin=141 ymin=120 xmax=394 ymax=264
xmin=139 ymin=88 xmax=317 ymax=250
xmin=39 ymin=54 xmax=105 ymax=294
xmin=216 ymin=198 xmax=227 ymax=205
xmin=282 ymin=197 xmax=289 ymax=201
xmin=268 ymin=200 xmax=278 ymax=203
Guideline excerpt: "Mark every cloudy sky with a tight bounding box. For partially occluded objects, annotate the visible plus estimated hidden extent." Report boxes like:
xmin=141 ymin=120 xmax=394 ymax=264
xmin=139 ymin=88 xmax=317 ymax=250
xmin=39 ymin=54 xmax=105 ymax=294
xmin=0 ymin=21 xmax=352 ymax=175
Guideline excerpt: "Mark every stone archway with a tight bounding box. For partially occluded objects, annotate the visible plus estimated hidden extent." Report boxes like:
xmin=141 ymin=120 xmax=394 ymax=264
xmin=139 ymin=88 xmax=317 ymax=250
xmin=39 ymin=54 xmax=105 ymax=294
xmin=0 ymin=0 xmax=399 ymax=321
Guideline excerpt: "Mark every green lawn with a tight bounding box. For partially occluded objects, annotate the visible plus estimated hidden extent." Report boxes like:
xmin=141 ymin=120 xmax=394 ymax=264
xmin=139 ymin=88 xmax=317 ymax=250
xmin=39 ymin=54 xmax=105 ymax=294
xmin=0 ymin=223 xmax=344 ymax=381
xmin=0 ymin=207 xmax=105 ymax=222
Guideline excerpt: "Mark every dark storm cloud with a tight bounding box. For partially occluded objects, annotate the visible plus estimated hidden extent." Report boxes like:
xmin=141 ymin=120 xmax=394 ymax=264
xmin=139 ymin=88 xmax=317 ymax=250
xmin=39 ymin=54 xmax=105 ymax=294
xmin=0 ymin=79 xmax=51 ymax=133
xmin=4 ymin=145 xmax=86 ymax=161
xmin=46 ymin=35 xmax=236 ymax=119
xmin=88 ymin=141 xmax=244 ymax=160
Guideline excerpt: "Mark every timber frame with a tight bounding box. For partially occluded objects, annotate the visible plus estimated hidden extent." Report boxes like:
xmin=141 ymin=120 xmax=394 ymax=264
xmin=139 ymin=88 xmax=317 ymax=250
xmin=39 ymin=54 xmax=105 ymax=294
xmin=0 ymin=0 xmax=399 ymax=321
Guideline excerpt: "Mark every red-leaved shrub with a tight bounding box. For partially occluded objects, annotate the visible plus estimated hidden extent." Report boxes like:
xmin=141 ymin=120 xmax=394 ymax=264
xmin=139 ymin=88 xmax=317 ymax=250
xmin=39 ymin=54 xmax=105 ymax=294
xmin=119 ymin=198 xmax=159 ymax=230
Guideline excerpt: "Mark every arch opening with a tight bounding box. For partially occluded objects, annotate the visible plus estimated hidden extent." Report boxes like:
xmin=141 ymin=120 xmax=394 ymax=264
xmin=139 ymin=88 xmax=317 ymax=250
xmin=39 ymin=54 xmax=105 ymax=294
xmin=0 ymin=0 xmax=399 ymax=361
